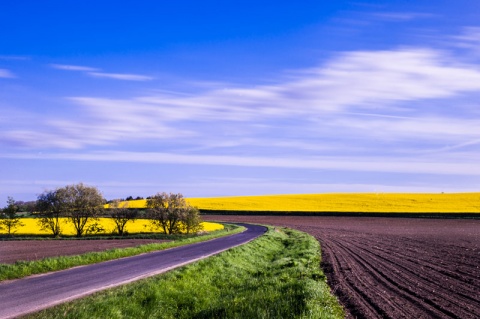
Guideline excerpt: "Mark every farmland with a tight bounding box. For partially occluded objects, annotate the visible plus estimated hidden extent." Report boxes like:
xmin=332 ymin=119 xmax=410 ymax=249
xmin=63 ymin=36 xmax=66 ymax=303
xmin=203 ymin=215 xmax=480 ymax=319
xmin=3 ymin=192 xmax=479 ymax=318
xmin=116 ymin=192 xmax=480 ymax=213
xmin=189 ymin=192 xmax=480 ymax=213
xmin=0 ymin=218 xmax=223 ymax=236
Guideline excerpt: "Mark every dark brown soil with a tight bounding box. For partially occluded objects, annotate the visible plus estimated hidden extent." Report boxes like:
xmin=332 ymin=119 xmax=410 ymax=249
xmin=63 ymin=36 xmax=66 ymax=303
xmin=0 ymin=239 xmax=168 ymax=264
xmin=202 ymin=215 xmax=480 ymax=319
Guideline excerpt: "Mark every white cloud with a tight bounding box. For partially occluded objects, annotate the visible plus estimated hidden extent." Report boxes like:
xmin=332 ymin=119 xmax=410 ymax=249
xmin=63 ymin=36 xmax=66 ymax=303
xmin=372 ymin=12 xmax=436 ymax=21
xmin=2 ymin=151 xmax=479 ymax=176
xmin=454 ymin=27 xmax=480 ymax=54
xmin=135 ymin=48 xmax=480 ymax=118
xmin=170 ymin=178 xmax=477 ymax=197
xmin=455 ymin=27 xmax=480 ymax=43
xmin=50 ymin=64 xmax=99 ymax=72
xmin=3 ymin=47 xmax=480 ymax=155
xmin=88 ymin=72 xmax=154 ymax=81
xmin=0 ymin=68 xmax=15 ymax=78
xmin=50 ymin=64 xmax=153 ymax=81
xmin=327 ymin=116 xmax=480 ymax=143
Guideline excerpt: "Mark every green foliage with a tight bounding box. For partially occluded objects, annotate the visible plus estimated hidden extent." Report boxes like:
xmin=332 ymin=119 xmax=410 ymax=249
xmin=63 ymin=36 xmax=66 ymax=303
xmin=62 ymin=183 xmax=105 ymax=237
xmin=0 ymin=197 xmax=25 ymax=236
xmin=27 ymin=227 xmax=344 ymax=319
xmin=183 ymin=206 xmax=203 ymax=234
xmin=36 ymin=183 xmax=105 ymax=237
xmin=147 ymin=192 xmax=202 ymax=234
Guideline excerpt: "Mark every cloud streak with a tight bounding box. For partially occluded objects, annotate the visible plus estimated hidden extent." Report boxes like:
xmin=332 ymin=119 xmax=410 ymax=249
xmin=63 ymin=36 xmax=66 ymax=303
xmin=372 ymin=12 xmax=436 ymax=21
xmin=3 ymin=47 xmax=480 ymax=169
xmin=3 ymin=151 xmax=479 ymax=176
xmin=0 ymin=68 xmax=15 ymax=78
xmin=88 ymin=72 xmax=154 ymax=81
xmin=50 ymin=64 xmax=99 ymax=72
xmin=50 ymin=64 xmax=153 ymax=81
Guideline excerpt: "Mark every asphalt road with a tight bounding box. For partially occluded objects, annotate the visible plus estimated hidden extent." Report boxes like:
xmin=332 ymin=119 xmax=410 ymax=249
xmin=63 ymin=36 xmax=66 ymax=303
xmin=0 ymin=223 xmax=266 ymax=319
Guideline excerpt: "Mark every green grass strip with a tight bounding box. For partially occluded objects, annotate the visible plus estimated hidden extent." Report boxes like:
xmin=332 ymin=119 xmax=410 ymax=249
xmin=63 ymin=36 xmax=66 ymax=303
xmin=27 ymin=227 xmax=344 ymax=319
xmin=0 ymin=224 xmax=243 ymax=281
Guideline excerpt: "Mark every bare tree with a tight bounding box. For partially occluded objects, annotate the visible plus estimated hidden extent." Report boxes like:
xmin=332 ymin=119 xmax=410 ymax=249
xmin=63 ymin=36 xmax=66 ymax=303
xmin=109 ymin=200 xmax=138 ymax=236
xmin=62 ymin=183 xmax=105 ymax=237
xmin=147 ymin=192 xmax=202 ymax=234
xmin=0 ymin=197 xmax=24 ymax=236
xmin=36 ymin=190 xmax=64 ymax=237
xmin=37 ymin=183 xmax=104 ymax=237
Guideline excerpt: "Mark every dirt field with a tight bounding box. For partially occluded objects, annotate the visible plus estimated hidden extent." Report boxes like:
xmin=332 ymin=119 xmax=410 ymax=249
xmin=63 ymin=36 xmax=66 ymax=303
xmin=202 ymin=215 xmax=480 ymax=319
xmin=0 ymin=239 xmax=168 ymax=264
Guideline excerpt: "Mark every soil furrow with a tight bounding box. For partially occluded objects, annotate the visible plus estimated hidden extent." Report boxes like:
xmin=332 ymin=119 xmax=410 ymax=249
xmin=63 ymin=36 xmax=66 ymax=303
xmin=333 ymin=236 xmax=474 ymax=318
xmin=329 ymin=236 xmax=455 ymax=318
xmin=202 ymin=215 xmax=480 ymax=319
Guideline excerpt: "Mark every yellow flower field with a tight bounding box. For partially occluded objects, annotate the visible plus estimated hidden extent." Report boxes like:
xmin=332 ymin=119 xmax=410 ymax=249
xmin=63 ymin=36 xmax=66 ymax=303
xmin=0 ymin=218 xmax=224 ymax=235
xmin=187 ymin=193 xmax=480 ymax=213
xmin=105 ymin=200 xmax=148 ymax=209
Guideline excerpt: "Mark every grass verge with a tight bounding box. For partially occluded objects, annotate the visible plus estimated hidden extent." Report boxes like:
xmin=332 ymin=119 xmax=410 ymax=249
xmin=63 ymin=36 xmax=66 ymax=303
xmin=0 ymin=224 xmax=243 ymax=282
xmin=26 ymin=227 xmax=344 ymax=319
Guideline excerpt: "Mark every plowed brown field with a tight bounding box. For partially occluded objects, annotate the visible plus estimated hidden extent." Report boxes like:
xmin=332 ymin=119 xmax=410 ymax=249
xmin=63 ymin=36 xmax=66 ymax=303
xmin=0 ymin=239 xmax=168 ymax=264
xmin=202 ymin=215 xmax=480 ymax=319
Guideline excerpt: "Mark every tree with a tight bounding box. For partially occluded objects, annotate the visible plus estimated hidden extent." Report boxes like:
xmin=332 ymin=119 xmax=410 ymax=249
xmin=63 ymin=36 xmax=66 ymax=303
xmin=183 ymin=206 xmax=203 ymax=234
xmin=62 ymin=183 xmax=105 ymax=237
xmin=15 ymin=200 xmax=36 ymax=214
xmin=109 ymin=200 xmax=138 ymax=236
xmin=36 ymin=190 xmax=64 ymax=237
xmin=146 ymin=192 xmax=202 ymax=234
xmin=146 ymin=192 xmax=171 ymax=234
xmin=36 ymin=183 xmax=105 ymax=237
xmin=0 ymin=197 xmax=24 ymax=236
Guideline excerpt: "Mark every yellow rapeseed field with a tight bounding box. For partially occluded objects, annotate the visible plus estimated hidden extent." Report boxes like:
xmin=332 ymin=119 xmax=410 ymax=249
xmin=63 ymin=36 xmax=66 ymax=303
xmin=104 ymin=200 xmax=148 ymax=209
xmin=187 ymin=193 xmax=480 ymax=213
xmin=0 ymin=218 xmax=223 ymax=235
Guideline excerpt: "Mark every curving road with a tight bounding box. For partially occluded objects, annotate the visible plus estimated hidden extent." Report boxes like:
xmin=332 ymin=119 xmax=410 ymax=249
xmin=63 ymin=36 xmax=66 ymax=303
xmin=0 ymin=223 xmax=266 ymax=319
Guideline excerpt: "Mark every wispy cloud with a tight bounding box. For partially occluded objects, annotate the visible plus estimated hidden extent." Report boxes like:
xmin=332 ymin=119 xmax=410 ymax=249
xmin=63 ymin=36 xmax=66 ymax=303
xmin=0 ymin=68 xmax=15 ymax=78
xmin=3 ymin=47 xmax=480 ymax=160
xmin=50 ymin=64 xmax=99 ymax=72
xmin=372 ymin=12 xmax=436 ymax=21
xmin=88 ymin=72 xmax=154 ymax=81
xmin=453 ymin=27 xmax=480 ymax=54
xmin=50 ymin=63 xmax=153 ymax=81
xmin=455 ymin=27 xmax=480 ymax=44
xmin=2 ymin=151 xmax=479 ymax=176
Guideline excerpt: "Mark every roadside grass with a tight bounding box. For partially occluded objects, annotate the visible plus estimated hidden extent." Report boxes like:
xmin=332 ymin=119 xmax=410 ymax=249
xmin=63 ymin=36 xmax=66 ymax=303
xmin=0 ymin=224 xmax=243 ymax=282
xmin=26 ymin=227 xmax=344 ymax=319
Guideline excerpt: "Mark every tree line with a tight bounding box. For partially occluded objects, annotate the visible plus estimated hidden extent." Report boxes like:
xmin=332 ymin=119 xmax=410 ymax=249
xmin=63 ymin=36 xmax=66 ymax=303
xmin=1 ymin=183 xmax=203 ymax=237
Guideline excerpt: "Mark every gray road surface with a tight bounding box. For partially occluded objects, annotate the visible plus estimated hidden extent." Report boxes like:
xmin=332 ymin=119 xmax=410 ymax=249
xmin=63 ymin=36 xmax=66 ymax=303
xmin=0 ymin=223 xmax=266 ymax=319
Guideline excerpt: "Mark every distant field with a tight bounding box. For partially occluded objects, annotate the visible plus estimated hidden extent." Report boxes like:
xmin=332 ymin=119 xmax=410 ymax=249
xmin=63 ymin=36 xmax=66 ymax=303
xmin=110 ymin=193 xmax=480 ymax=213
xmin=187 ymin=193 xmax=480 ymax=213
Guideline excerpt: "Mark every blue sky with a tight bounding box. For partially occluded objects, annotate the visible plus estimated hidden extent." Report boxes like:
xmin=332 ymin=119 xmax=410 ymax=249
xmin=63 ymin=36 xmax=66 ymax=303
xmin=1 ymin=0 xmax=480 ymax=202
